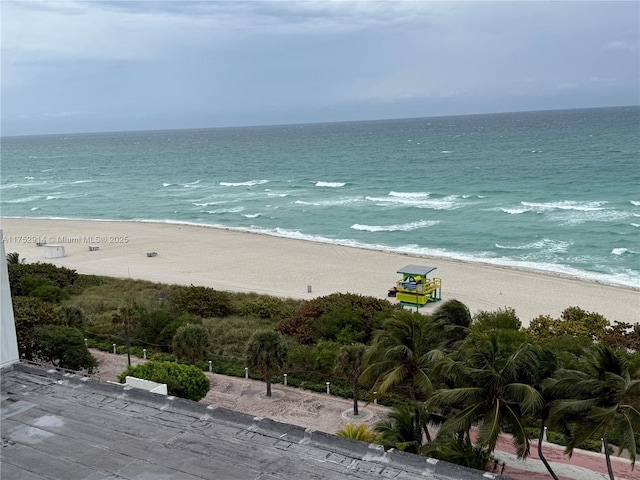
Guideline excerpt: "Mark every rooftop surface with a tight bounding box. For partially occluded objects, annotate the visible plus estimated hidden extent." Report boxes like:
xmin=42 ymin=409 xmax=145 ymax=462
xmin=1 ymin=363 xmax=505 ymax=480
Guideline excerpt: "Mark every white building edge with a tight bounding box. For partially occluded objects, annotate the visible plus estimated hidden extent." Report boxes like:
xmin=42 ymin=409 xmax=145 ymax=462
xmin=1 ymin=229 xmax=20 ymax=368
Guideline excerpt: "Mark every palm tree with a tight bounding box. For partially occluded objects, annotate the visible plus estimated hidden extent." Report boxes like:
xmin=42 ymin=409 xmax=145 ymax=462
xmin=432 ymin=299 xmax=472 ymax=352
xmin=6 ymin=252 xmax=25 ymax=264
xmin=334 ymin=343 xmax=367 ymax=416
xmin=360 ymin=309 xmax=440 ymax=404
xmin=531 ymin=347 xmax=561 ymax=480
xmin=374 ymin=403 xmax=431 ymax=454
xmin=335 ymin=423 xmax=377 ymax=443
xmin=427 ymin=333 xmax=543 ymax=459
xmin=245 ymin=331 xmax=289 ymax=397
xmin=112 ymin=303 xmax=141 ymax=366
xmin=550 ymin=344 xmax=640 ymax=480
xmin=172 ymin=323 xmax=210 ymax=364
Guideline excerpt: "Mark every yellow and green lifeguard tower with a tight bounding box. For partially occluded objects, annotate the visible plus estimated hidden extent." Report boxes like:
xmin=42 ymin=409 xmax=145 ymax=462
xmin=390 ymin=264 xmax=442 ymax=308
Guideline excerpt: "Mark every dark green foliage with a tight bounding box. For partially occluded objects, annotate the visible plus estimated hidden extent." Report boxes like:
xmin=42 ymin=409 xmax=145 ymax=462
xmin=136 ymin=309 xmax=189 ymax=350
xmin=550 ymin=344 xmax=640 ymax=477
xmin=472 ymin=307 xmax=521 ymax=331
xmin=428 ymin=334 xmax=544 ymax=459
xmin=374 ymin=403 xmax=431 ymax=454
xmin=119 ymin=361 xmax=210 ymax=401
xmin=603 ymin=321 xmax=640 ymax=352
xmin=73 ymin=274 xmax=106 ymax=288
xmin=432 ymin=299 xmax=472 ymax=351
xmin=19 ymin=274 xmax=70 ymax=303
xmin=61 ymin=305 xmax=86 ymax=329
xmin=361 ymin=309 xmax=440 ymax=402
xmin=12 ymin=296 xmax=66 ymax=360
xmin=422 ymin=435 xmax=497 ymax=471
xmin=334 ymin=343 xmax=367 ymax=416
xmin=527 ymin=306 xmax=610 ymax=342
xmin=169 ymin=285 xmax=231 ymax=318
xmin=276 ymin=293 xmax=397 ymax=345
xmin=33 ymin=325 xmax=97 ymax=372
xmin=8 ymin=262 xmax=78 ymax=297
xmin=313 ymin=340 xmax=342 ymax=374
xmin=239 ymin=295 xmax=296 ymax=320
xmin=172 ymin=324 xmax=210 ymax=363
xmin=6 ymin=252 xmax=25 ymax=264
xmin=245 ymin=330 xmax=289 ymax=396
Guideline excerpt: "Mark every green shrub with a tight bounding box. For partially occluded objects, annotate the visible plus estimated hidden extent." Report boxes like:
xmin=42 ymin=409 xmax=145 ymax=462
xmin=33 ymin=325 xmax=97 ymax=372
xmin=8 ymin=262 xmax=78 ymax=296
xmin=169 ymin=285 xmax=231 ymax=318
xmin=119 ymin=361 xmax=210 ymax=401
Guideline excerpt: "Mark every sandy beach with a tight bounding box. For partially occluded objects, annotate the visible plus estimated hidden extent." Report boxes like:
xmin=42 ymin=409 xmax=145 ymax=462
xmin=1 ymin=217 xmax=638 ymax=327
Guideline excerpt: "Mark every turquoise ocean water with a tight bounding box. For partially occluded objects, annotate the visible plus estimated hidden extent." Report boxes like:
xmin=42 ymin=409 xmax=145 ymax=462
xmin=2 ymin=106 xmax=639 ymax=288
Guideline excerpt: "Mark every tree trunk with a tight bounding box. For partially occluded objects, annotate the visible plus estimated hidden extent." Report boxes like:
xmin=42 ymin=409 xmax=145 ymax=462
xmin=125 ymin=322 xmax=131 ymax=366
xmin=266 ymin=375 xmax=272 ymax=397
xmin=537 ymin=420 xmax=559 ymax=480
xmin=603 ymin=432 xmax=615 ymax=480
xmin=353 ymin=382 xmax=359 ymax=416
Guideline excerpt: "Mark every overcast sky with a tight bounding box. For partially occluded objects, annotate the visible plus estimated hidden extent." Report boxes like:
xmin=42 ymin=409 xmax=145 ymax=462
xmin=2 ymin=0 xmax=638 ymax=136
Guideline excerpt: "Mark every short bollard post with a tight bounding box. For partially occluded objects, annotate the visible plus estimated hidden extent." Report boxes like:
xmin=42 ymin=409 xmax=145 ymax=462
xmin=373 ymin=391 xmax=378 ymax=404
xmin=143 ymin=348 xmax=147 ymax=360
xmin=245 ymin=367 xmax=249 ymax=379
xmin=84 ymin=338 xmax=88 ymax=347
xmin=284 ymin=373 xmax=288 ymax=386
xmin=601 ymin=438 xmax=605 ymax=453
xmin=326 ymin=382 xmax=330 ymax=395
xmin=113 ymin=343 xmax=116 ymax=354
xmin=543 ymin=426 xmax=547 ymax=442
xmin=209 ymin=360 xmax=212 ymax=372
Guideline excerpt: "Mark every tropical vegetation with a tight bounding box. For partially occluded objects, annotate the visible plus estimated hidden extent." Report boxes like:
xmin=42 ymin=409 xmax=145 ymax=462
xmin=7 ymin=253 xmax=639 ymax=477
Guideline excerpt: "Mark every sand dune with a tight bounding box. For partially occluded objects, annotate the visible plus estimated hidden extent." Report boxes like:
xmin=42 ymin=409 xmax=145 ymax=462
xmin=1 ymin=217 xmax=638 ymax=327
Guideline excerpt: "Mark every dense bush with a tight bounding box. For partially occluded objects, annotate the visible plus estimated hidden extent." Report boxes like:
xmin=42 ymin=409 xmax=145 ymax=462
xmin=276 ymin=292 xmax=398 ymax=345
xmin=33 ymin=325 xmax=97 ymax=372
xmin=119 ymin=361 xmax=210 ymax=401
xmin=169 ymin=285 xmax=231 ymax=318
xmin=12 ymin=296 xmax=66 ymax=360
xmin=8 ymin=262 xmax=78 ymax=297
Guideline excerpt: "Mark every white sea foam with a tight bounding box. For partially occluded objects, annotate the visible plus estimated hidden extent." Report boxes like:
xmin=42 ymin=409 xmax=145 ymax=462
xmin=1 ymin=195 xmax=42 ymax=204
xmin=162 ymin=183 xmax=173 ymax=187
xmin=315 ymin=181 xmax=346 ymax=188
xmin=220 ymin=180 xmax=269 ymax=187
xmin=611 ymin=248 xmax=637 ymax=255
xmin=630 ymin=200 xmax=640 ymax=206
xmin=496 ymin=238 xmax=571 ymax=253
xmin=520 ymin=200 xmax=607 ymax=212
xmin=295 ymin=197 xmax=361 ymax=207
xmin=351 ymin=220 xmax=439 ymax=232
xmin=192 ymin=201 xmax=227 ymax=207
xmin=243 ymin=213 xmax=261 ymax=218
xmin=500 ymin=207 xmax=530 ymax=215
xmin=205 ymin=207 xmax=244 ymax=214
xmin=389 ymin=191 xmax=430 ymax=198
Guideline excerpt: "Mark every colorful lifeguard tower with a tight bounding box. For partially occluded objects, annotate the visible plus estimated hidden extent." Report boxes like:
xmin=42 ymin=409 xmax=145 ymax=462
xmin=391 ymin=264 xmax=441 ymax=308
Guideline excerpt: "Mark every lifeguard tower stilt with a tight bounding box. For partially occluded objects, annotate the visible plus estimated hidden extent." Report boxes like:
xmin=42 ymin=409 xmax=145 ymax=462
xmin=391 ymin=264 xmax=441 ymax=308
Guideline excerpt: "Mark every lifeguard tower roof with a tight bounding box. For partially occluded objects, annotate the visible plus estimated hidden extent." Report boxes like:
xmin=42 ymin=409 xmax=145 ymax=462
xmin=397 ymin=265 xmax=437 ymax=276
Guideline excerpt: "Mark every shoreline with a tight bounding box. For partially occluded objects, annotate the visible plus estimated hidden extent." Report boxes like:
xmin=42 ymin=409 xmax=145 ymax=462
xmin=4 ymin=215 xmax=638 ymax=291
xmin=1 ymin=216 xmax=638 ymax=327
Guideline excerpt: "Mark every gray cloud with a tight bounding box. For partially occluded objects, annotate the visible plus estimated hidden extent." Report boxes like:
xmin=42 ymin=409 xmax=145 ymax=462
xmin=2 ymin=0 xmax=638 ymax=135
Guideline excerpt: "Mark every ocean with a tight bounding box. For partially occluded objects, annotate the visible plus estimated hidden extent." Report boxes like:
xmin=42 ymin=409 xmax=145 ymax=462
xmin=1 ymin=106 xmax=639 ymax=288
